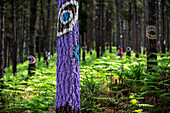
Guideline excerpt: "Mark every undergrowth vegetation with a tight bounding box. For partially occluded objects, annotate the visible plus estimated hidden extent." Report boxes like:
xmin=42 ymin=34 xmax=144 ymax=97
xmin=0 ymin=48 xmax=170 ymax=113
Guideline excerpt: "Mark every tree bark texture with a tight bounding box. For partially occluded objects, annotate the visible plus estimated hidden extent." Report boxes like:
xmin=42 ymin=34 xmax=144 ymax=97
xmin=0 ymin=0 xmax=5 ymax=78
xmin=95 ymin=0 xmax=100 ymax=58
xmin=156 ymin=0 xmax=160 ymax=52
xmin=12 ymin=0 xmax=17 ymax=74
xmin=108 ymin=1 xmax=113 ymax=53
xmin=138 ymin=7 xmax=142 ymax=54
xmin=56 ymin=0 xmax=80 ymax=112
xmin=115 ymin=0 xmax=120 ymax=50
xmin=161 ymin=0 xmax=165 ymax=53
xmin=127 ymin=2 xmax=132 ymax=57
xmin=101 ymin=0 xmax=105 ymax=56
xmin=167 ymin=6 xmax=170 ymax=52
xmin=89 ymin=1 xmax=94 ymax=55
xmin=19 ymin=3 xmax=24 ymax=63
xmin=134 ymin=0 xmax=139 ymax=58
xmin=51 ymin=5 xmax=55 ymax=56
xmin=82 ymin=33 xmax=85 ymax=61
xmin=0 ymin=0 xmax=5 ymax=109
xmin=46 ymin=0 xmax=51 ymax=66
xmin=147 ymin=0 xmax=157 ymax=71
xmin=38 ymin=4 xmax=42 ymax=62
xmin=28 ymin=0 xmax=37 ymax=75
xmin=143 ymin=0 xmax=148 ymax=55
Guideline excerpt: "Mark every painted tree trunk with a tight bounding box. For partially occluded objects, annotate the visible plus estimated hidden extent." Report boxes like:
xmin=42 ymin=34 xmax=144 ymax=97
xmin=147 ymin=0 xmax=157 ymax=71
xmin=12 ymin=0 xmax=17 ymax=75
xmin=28 ymin=0 xmax=37 ymax=75
xmin=56 ymin=0 xmax=80 ymax=112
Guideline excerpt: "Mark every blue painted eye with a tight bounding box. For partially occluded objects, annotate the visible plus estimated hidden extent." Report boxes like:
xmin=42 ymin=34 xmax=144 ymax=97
xmin=57 ymin=1 xmax=79 ymax=37
xmin=63 ymin=13 xmax=70 ymax=21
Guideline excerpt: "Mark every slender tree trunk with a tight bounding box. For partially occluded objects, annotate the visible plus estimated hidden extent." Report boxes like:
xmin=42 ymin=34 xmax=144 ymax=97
xmin=82 ymin=33 xmax=85 ymax=61
xmin=38 ymin=2 xmax=42 ymax=62
xmin=12 ymin=0 xmax=17 ymax=74
xmin=134 ymin=0 xmax=139 ymax=58
xmin=46 ymin=0 xmax=51 ymax=66
xmin=123 ymin=20 xmax=127 ymax=53
xmin=8 ymin=39 xmax=11 ymax=66
xmin=147 ymin=0 xmax=157 ymax=71
xmin=108 ymin=1 xmax=113 ymax=53
xmin=167 ymin=6 xmax=170 ymax=52
xmin=138 ymin=8 xmax=142 ymax=54
xmin=161 ymin=0 xmax=165 ymax=53
xmin=86 ymin=3 xmax=90 ymax=53
xmin=42 ymin=0 xmax=46 ymax=63
xmin=96 ymin=0 xmax=100 ymax=58
xmin=156 ymin=0 xmax=160 ymax=52
xmin=4 ymin=38 xmax=7 ymax=68
xmin=20 ymin=3 xmax=24 ymax=63
xmin=56 ymin=0 xmax=80 ymax=112
xmin=143 ymin=0 xmax=147 ymax=55
xmin=120 ymin=0 xmax=124 ymax=52
xmin=0 ymin=0 xmax=5 ymax=109
xmin=127 ymin=2 xmax=132 ymax=57
xmin=101 ymin=0 xmax=105 ymax=56
xmin=51 ymin=5 xmax=55 ymax=56
xmin=89 ymin=1 xmax=94 ymax=55
xmin=26 ymin=13 xmax=29 ymax=58
xmin=28 ymin=0 xmax=37 ymax=75
xmin=115 ymin=0 xmax=120 ymax=50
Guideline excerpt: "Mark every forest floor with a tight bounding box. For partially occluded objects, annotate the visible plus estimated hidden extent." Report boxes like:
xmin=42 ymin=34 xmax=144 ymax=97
xmin=1 ymin=47 xmax=170 ymax=113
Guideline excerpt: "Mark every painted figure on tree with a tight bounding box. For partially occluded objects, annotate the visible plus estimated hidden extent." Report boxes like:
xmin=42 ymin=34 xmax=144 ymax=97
xmin=56 ymin=0 xmax=80 ymax=113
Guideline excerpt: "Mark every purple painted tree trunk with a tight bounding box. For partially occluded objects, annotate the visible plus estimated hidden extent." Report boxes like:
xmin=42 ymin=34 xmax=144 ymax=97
xmin=56 ymin=0 xmax=80 ymax=112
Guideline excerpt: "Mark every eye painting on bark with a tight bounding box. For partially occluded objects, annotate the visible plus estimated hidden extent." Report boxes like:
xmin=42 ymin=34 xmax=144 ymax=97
xmin=57 ymin=0 xmax=79 ymax=37
xmin=146 ymin=25 xmax=157 ymax=39
xmin=28 ymin=55 xmax=36 ymax=64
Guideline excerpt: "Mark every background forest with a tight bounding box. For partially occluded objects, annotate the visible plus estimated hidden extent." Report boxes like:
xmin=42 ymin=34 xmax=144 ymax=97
xmin=0 ymin=0 xmax=170 ymax=113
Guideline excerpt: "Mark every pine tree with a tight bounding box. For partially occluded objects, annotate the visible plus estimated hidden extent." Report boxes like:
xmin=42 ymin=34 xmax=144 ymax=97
xmin=46 ymin=0 xmax=51 ymax=66
xmin=134 ymin=0 xmax=139 ymax=58
xmin=115 ymin=0 xmax=120 ymax=50
xmin=56 ymin=0 xmax=80 ymax=112
xmin=147 ymin=0 xmax=157 ymax=71
xmin=28 ymin=0 xmax=37 ymax=75
xmin=0 ymin=0 xmax=5 ymax=109
xmin=12 ymin=0 xmax=17 ymax=74
xmin=161 ymin=0 xmax=166 ymax=53
xmin=95 ymin=0 xmax=101 ymax=58
xmin=127 ymin=1 xmax=132 ymax=57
